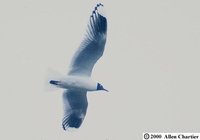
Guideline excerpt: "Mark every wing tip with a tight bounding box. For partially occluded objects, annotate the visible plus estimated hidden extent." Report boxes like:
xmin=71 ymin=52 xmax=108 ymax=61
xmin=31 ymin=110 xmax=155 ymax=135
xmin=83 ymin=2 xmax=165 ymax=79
xmin=92 ymin=3 xmax=106 ymax=18
xmin=62 ymin=113 xmax=84 ymax=131
xmin=97 ymin=3 xmax=104 ymax=7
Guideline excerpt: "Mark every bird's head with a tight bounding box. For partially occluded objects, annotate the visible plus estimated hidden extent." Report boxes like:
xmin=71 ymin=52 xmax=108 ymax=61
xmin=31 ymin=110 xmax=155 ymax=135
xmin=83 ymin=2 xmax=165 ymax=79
xmin=97 ymin=83 xmax=108 ymax=92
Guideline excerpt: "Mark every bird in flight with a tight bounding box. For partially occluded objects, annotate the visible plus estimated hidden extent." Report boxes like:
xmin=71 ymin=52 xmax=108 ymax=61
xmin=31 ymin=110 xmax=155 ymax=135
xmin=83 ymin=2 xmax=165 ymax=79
xmin=49 ymin=3 xmax=108 ymax=130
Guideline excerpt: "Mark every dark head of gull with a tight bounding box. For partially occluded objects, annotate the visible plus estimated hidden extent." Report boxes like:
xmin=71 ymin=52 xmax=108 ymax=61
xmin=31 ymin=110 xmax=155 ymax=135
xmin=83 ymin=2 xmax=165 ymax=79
xmin=97 ymin=83 xmax=108 ymax=92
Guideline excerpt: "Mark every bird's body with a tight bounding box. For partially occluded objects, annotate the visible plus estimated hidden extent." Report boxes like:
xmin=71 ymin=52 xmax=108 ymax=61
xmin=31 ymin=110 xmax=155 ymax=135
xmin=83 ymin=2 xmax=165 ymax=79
xmin=49 ymin=3 xmax=108 ymax=130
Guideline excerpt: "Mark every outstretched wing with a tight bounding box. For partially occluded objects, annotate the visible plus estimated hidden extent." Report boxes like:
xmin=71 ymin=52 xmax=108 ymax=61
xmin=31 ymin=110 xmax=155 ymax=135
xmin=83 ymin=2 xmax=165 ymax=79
xmin=68 ymin=3 xmax=107 ymax=77
xmin=62 ymin=89 xmax=88 ymax=130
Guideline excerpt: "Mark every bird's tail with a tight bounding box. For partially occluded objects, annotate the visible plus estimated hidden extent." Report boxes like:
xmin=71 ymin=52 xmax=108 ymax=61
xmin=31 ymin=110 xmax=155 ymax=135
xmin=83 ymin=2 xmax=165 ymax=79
xmin=44 ymin=68 xmax=65 ymax=92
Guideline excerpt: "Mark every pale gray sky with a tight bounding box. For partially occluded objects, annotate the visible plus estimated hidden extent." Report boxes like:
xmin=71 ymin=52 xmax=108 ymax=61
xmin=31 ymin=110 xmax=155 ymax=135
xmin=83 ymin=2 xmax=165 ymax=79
xmin=0 ymin=0 xmax=200 ymax=140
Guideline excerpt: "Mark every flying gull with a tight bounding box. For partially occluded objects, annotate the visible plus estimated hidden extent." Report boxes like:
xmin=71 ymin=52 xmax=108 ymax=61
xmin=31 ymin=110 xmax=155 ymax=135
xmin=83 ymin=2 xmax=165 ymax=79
xmin=49 ymin=3 xmax=108 ymax=130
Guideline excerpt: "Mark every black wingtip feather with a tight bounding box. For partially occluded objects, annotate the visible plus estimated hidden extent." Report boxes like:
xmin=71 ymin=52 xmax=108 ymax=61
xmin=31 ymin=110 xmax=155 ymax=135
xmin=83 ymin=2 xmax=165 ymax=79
xmin=99 ymin=3 xmax=104 ymax=6
xmin=95 ymin=3 xmax=103 ymax=11
xmin=88 ymin=3 xmax=107 ymax=34
xmin=62 ymin=114 xmax=83 ymax=130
